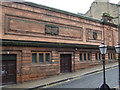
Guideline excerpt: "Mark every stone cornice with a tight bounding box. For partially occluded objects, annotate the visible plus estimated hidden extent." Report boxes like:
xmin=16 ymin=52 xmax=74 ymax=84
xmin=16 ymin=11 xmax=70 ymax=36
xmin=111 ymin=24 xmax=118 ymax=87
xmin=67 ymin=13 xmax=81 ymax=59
xmin=0 ymin=39 xmax=115 ymax=50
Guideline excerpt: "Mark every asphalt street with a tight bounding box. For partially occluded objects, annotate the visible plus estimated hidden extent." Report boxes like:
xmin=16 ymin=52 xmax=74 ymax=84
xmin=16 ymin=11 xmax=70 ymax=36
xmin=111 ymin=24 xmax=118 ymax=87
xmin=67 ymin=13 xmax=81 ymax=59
xmin=46 ymin=66 xmax=118 ymax=88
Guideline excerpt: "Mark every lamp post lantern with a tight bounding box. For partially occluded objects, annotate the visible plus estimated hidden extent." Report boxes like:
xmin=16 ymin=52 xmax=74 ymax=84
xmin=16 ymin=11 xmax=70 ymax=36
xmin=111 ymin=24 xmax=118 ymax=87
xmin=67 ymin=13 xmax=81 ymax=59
xmin=99 ymin=41 xmax=107 ymax=55
xmin=115 ymin=42 xmax=120 ymax=54
xmin=99 ymin=40 xmax=110 ymax=90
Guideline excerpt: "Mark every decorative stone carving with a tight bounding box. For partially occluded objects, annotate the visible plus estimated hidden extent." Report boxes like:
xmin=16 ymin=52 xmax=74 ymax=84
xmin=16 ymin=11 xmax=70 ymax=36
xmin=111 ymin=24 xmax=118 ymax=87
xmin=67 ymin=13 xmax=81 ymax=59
xmin=93 ymin=32 xmax=97 ymax=40
xmin=45 ymin=24 xmax=59 ymax=35
xmin=86 ymin=28 xmax=102 ymax=42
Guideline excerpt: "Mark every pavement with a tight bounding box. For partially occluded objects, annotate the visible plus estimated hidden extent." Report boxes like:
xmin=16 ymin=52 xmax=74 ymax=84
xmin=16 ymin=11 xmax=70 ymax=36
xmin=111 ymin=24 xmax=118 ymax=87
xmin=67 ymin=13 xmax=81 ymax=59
xmin=2 ymin=62 xmax=119 ymax=89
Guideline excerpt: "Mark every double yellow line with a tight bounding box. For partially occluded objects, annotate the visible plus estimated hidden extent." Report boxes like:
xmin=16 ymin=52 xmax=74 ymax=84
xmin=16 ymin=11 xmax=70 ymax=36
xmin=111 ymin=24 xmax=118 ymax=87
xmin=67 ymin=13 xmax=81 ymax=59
xmin=41 ymin=66 xmax=117 ymax=88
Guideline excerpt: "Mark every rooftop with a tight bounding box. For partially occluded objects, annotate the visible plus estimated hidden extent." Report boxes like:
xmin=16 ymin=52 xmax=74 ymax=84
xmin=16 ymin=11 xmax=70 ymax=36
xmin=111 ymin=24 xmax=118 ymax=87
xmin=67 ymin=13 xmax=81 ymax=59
xmin=15 ymin=2 xmax=102 ymax=23
xmin=1 ymin=1 xmax=118 ymax=27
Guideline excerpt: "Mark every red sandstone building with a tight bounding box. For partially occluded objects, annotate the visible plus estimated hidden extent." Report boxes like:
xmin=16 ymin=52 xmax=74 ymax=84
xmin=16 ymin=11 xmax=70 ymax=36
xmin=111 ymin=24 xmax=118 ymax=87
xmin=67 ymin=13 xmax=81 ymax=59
xmin=0 ymin=2 xmax=118 ymax=85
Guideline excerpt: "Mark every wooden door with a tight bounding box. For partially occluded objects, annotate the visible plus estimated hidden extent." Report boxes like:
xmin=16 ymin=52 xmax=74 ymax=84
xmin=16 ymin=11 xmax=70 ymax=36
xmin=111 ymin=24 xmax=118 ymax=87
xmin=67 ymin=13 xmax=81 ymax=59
xmin=60 ymin=54 xmax=72 ymax=73
xmin=1 ymin=54 xmax=16 ymax=85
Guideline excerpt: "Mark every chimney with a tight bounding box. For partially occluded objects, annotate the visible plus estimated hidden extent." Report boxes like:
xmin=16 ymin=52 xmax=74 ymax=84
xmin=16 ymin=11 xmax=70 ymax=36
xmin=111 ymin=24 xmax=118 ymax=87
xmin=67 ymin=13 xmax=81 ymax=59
xmin=102 ymin=13 xmax=113 ymax=23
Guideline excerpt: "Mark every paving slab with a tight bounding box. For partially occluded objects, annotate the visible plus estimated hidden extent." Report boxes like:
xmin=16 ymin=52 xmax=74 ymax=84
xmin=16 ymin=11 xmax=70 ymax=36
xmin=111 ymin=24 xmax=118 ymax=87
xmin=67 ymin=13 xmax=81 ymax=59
xmin=2 ymin=62 xmax=118 ymax=89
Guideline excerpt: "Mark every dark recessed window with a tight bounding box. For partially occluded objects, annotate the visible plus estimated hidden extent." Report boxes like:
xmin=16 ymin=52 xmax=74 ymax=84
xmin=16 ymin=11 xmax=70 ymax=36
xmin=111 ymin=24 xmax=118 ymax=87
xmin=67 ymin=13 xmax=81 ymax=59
xmin=80 ymin=53 xmax=82 ymax=61
xmin=39 ymin=53 xmax=44 ymax=63
xmin=32 ymin=52 xmax=51 ymax=64
xmin=99 ymin=53 xmax=101 ymax=60
xmin=46 ymin=53 xmax=50 ymax=62
xmin=108 ymin=53 xmax=110 ymax=60
xmin=111 ymin=53 xmax=113 ymax=60
xmin=84 ymin=53 xmax=86 ymax=61
xmin=95 ymin=53 xmax=98 ymax=60
xmin=113 ymin=54 xmax=115 ymax=59
xmin=32 ymin=53 xmax=37 ymax=63
xmin=88 ymin=53 xmax=90 ymax=61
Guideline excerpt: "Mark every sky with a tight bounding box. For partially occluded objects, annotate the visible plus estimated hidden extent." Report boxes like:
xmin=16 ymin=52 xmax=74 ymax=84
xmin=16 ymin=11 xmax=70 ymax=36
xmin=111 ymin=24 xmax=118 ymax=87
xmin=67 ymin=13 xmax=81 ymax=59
xmin=25 ymin=0 xmax=120 ymax=14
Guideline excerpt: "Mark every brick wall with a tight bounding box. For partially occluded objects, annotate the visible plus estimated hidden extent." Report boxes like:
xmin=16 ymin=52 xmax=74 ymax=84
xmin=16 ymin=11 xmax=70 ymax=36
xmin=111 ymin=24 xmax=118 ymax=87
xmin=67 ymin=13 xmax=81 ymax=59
xmin=1 ymin=2 xmax=118 ymax=46
xmin=0 ymin=2 xmax=118 ymax=83
xmin=1 ymin=46 xmax=117 ymax=83
xmin=1 ymin=46 xmax=60 ymax=83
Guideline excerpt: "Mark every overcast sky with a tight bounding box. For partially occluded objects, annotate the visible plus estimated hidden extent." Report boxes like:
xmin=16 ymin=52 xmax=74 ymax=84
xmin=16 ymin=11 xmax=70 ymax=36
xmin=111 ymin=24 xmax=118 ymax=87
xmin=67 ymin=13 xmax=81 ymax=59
xmin=25 ymin=0 xmax=119 ymax=14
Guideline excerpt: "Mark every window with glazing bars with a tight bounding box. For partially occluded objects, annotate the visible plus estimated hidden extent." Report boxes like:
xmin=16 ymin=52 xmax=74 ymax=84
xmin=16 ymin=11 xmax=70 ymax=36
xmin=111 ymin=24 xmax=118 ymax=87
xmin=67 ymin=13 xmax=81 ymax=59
xmin=32 ymin=52 xmax=51 ymax=64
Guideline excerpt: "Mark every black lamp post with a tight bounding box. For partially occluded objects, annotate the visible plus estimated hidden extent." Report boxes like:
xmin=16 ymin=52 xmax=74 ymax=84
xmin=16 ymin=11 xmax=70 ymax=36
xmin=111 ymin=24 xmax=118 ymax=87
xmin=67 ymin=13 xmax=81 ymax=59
xmin=99 ymin=40 xmax=110 ymax=90
xmin=115 ymin=42 xmax=120 ymax=89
